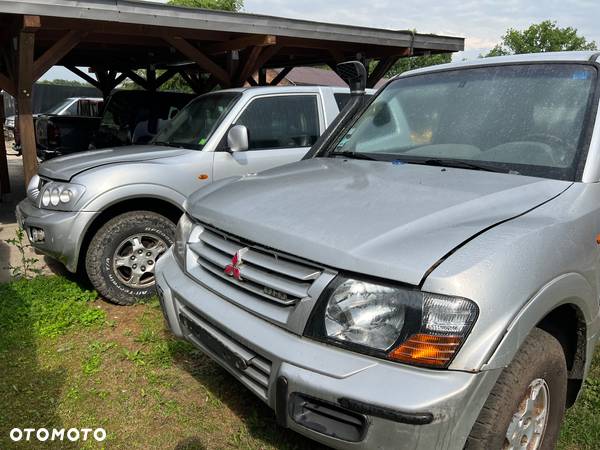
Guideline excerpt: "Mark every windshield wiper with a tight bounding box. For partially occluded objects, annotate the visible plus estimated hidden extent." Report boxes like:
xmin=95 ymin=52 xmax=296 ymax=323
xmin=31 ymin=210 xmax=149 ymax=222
xmin=153 ymin=141 xmax=186 ymax=149
xmin=332 ymin=151 xmax=379 ymax=161
xmin=422 ymin=158 xmax=511 ymax=174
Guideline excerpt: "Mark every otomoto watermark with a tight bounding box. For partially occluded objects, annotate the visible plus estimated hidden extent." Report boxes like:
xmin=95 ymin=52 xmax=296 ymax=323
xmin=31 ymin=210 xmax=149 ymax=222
xmin=9 ymin=427 xmax=107 ymax=443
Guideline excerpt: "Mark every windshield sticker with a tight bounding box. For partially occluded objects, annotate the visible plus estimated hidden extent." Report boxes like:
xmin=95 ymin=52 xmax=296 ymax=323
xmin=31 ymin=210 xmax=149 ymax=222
xmin=198 ymin=138 xmax=207 ymax=145
xmin=572 ymin=71 xmax=591 ymax=80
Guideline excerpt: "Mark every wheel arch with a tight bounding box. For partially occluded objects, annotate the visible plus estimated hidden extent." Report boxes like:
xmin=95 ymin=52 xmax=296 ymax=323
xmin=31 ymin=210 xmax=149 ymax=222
xmin=76 ymin=196 xmax=184 ymax=274
xmin=536 ymin=303 xmax=587 ymax=407
xmin=482 ymin=272 xmax=595 ymax=408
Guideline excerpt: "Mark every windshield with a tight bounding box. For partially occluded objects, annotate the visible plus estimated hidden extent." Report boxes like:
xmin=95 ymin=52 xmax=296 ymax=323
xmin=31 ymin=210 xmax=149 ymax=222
xmin=46 ymin=98 xmax=75 ymax=115
xmin=332 ymin=64 xmax=597 ymax=180
xmin=153 ymin=92 xmax=241 ymax=149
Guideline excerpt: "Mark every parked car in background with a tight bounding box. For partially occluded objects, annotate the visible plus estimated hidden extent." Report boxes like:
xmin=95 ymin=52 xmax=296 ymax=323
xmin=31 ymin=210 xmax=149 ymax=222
xmin=156 ymin=53 xmax=600 ymax=449
xmin=35 ymin=97 xmax=104 ymax=160
xmin=90 ymin=90 xmax=194 ymax=150
xmin=35 ymin=91 xmax=192 ymax=160
xmin=4 ymin=114 xmax=16 ymax=140
xmin=17 ymin=86 xmax=371 ymax=305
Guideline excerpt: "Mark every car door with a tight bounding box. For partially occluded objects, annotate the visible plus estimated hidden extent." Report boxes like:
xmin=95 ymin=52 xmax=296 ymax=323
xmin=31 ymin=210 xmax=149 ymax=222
xmin=213 ymin=93 xmax=322 ymax=180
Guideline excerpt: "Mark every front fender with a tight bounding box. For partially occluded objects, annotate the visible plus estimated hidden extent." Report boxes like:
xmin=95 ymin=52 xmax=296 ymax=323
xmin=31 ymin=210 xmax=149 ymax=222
xmin=481 ymin=272 xmax=596 ymax=371
xmin=78 ymin=183 xmax=187 ymax=212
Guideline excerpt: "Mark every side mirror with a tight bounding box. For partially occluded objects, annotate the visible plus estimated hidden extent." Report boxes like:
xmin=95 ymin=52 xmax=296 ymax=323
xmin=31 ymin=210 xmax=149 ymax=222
xmin=337 ymin=61 xmax=367 ymax=95
xmin=227 ymin=125 xmax=249 ymax=152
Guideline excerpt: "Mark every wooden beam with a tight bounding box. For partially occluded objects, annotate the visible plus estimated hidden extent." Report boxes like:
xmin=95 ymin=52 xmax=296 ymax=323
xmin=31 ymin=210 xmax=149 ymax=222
xmin=235 ymin=46 xmax=264 ymax=87
xmin=254 ymin=44 xmax=282 ymax=71
xmin=154 ymin=68 xmax=178 ymax=89
xmin=17 ymin=30 xmax=38 ymax=185
xmin=22 ymin=15 xmax=41 ymax=32
xmin=122 ymin=69 xmax=150 ymax=90
xmin=33 ymin=30 xmax=86 ymax=80
xmin=147 ymin=67 xmax=157 ymax=91
xmin=204 ymin=35 xmax=277 ymax=54
xmin=178 ymin=70 xmax=202 ymax=93
xmin=258 ymin=68 xmax=267 ymax=86
xmin=65 ymin=66 xmax=101 ymax=89
xmin=247 ymin=77 xmax=258 ymax=86
xmin=270 ymin=67 xmax=292 ymax=86
xmin=164 ymin=36 xmax=231 ymax=87
xmin=0 ymin=72 xmax=16 ymax=97
xmin=367 ymin=53 xmax=406 ymax=88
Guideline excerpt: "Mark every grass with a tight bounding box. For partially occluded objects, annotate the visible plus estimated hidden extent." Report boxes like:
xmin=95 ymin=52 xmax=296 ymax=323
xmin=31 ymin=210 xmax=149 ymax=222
xmin=0 ymin=274 xmax=598 ymax=449
xmin=0 ymin=276 xmax=323 ymax=449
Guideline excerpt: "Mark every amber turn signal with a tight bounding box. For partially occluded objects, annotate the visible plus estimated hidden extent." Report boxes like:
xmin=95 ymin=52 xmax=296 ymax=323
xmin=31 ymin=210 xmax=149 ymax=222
xmin=387 ymin=334 xmax=462 ymax=367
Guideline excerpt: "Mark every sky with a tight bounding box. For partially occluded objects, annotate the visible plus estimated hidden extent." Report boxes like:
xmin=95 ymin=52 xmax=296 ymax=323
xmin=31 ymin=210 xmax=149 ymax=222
xmin=42 ymin=0 xmax=600 ymax=81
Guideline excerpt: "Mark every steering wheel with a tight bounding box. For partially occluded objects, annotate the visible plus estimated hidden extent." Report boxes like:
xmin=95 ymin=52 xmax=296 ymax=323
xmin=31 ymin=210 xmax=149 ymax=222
xmin=517 ymin=133 xmax=575 ymax=165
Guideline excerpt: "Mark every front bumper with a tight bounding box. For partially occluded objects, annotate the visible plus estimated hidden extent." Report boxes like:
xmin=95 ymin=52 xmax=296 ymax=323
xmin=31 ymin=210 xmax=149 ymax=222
xmin=16 ymin=198 xmax=97 ymax=272
xmin=156 ymin=249 xmax=501 ymax=450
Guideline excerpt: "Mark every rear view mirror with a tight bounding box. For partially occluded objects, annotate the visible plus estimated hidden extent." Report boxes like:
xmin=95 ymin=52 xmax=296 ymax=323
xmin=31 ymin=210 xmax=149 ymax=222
xmin=227 ymin=125 xmax=249 ymax=152
xmin=337 ymin=61 xmax=367 ymax=95
xmin=373 ymin=103 xmax=392 ymax=127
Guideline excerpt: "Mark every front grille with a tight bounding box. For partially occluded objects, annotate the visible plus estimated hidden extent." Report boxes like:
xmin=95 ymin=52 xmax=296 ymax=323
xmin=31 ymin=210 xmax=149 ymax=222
xmin=179 ymin=307 xmax=273 ymax=402
xmin=188 ymin=225 xmax=323 ymax=306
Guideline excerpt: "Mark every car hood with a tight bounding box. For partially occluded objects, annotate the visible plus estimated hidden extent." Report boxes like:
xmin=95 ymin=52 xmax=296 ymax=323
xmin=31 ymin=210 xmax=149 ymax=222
xmin=38 ymin=145 xmax=191 ymax=181
xmin=188 ymin=158 xmax=572 ymax=286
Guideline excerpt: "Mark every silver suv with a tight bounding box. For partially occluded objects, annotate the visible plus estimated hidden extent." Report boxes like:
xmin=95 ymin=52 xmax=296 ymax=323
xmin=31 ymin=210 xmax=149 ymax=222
xmin=156 ymin=52 xmax=600 ymax=449
xmin=17 ymin=86 xmax=362 ymax=304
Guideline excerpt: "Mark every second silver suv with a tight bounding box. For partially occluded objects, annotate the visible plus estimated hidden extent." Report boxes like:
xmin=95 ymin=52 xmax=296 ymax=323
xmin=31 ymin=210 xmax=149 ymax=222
xmin=17 ymin=86 xmax=367 ymax=304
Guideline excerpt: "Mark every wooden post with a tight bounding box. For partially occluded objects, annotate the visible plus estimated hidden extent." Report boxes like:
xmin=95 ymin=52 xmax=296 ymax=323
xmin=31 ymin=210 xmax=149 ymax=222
xmin=258 ymin=68 xmax=267 ymax=86
xmin=17 ymin=30 xmax=37 ymax=186
xmin=0 ymin=92 xmax=10 ymax=198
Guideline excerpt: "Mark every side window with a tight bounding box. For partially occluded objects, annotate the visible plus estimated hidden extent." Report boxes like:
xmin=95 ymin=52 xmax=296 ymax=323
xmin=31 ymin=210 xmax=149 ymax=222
xmin=235 ymin=95 xmax=319 ymax=150
xmin=334 ymin=93 xmax=351 ymax=111
xmin=64 ymin=101 xmax=79 ymax=116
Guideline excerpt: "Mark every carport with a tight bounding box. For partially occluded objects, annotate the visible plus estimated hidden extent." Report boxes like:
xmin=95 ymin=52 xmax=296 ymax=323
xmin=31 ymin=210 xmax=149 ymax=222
xmin=0 ymin=0 xmax=464 ymax=190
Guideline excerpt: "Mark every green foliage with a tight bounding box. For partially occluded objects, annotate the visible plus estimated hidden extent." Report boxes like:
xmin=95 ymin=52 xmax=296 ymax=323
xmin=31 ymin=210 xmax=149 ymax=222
xmin=385 ymin=53 xmax=452 ymax=77
xmin=0 ymin=276 xmax=103 ymax=342
xmin=485 ymin=20 xmax=597 ymax=57
xmin=159 ymin=71 xmax=195 ymax=93
xmin=37 ymin=79 xmax=93 ymax=87
xmin=167 ymin=0 xmax=243 ymax=12
xmin=4 ymin=227 xmax=42 ymax=279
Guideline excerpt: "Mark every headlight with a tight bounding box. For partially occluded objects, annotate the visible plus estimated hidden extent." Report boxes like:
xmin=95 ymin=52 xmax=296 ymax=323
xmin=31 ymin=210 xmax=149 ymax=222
xmin=39 ymin=182 xmax=85 ymax=210
xmin=305 ymin=277 xmax=478 ymax=368
xmin=174 ymin=213 xmax=194 ymax=268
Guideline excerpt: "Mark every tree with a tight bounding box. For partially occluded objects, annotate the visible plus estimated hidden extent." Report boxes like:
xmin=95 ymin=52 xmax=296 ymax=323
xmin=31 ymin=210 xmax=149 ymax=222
xmin=37 ymin=79 xmax=93 ymax=87
xmin=485 ymin=20 xmax=597 ymax=57
xmin=167 ymin=0 xmax=243 ymax=11
xmin=385 ymin=53 xmax=452 ymax=78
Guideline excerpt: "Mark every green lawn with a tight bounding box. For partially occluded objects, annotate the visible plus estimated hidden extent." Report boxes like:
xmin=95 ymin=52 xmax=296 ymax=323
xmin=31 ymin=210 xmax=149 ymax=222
xmin=0 ymin=275 xmax=598 ymax=449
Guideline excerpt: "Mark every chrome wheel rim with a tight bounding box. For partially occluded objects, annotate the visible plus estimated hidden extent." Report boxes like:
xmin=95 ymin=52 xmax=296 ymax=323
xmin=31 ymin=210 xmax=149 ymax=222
xmin=112 ymin=233 xmax=168 ymax=288
xmin=504 ymin=378 xmax=549 ymax=450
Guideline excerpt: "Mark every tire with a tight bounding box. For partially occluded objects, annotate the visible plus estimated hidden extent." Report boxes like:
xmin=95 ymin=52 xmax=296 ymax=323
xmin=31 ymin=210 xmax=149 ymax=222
xmin=465 ymin=328 xmax=567 ymax=450
xmin=85 ymin=211 xmax=176 ymax=305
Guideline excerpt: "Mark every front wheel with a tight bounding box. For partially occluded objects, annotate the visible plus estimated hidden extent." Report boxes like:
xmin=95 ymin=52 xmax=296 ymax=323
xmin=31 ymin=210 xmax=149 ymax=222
xmin=465 ymin=327 xmax=567 ymax=450
xmin=85 ymin=211 xmax=176 ymax=305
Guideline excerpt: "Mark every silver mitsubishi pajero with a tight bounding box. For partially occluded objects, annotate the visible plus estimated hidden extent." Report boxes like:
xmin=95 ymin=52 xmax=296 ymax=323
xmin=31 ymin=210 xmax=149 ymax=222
xmin=17 ymin=86 xmax=362 ymax=305
xmin=156 ymin=52 xmax=600 ymax=449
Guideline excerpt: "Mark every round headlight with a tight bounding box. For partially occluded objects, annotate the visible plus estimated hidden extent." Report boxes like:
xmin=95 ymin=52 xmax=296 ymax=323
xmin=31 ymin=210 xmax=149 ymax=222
xmin=41 ymin=189 xmax=51 ymax=207
xmin=59 ymin=189 xmax=73 ymax=203
xmin=50 ymin=188 xmax=60 ymax=206
xmin=324 ymin=279 xmax=407 ymax=350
